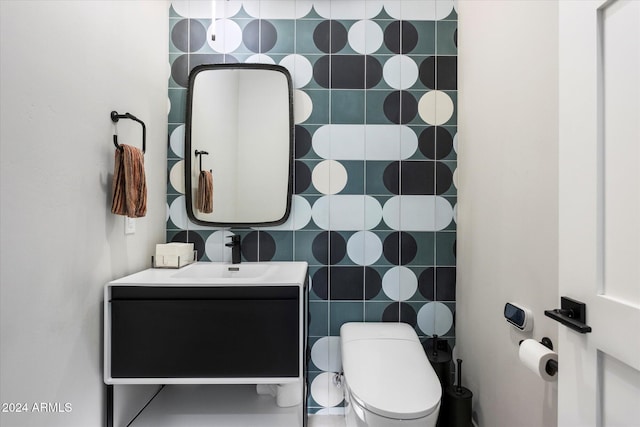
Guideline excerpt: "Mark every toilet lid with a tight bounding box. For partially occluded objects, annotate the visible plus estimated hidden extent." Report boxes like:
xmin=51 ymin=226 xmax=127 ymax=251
xmin=342 ymin=339 xmax=442 ymax=420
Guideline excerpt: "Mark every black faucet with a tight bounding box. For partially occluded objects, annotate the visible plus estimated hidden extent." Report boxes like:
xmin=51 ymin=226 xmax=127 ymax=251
xmin=225 ymin=235 xmax=241 ymax=264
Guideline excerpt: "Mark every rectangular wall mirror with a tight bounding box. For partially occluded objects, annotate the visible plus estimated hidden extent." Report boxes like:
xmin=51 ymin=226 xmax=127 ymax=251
xmin=185 ymin=64 xmax=293 ymax=227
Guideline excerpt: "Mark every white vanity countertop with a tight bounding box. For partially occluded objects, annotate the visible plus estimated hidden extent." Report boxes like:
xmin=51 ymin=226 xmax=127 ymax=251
xmin=108 ymin=261 xmax=309 ymax=287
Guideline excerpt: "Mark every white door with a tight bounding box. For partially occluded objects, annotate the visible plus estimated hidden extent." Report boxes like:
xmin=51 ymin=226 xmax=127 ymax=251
xmin=558 ymin=0 xmax=640 ymax=426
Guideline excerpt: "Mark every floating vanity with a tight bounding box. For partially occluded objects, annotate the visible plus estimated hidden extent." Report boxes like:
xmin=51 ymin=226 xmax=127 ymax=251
xmin=103 ymin=261 xmax=309 ymax=427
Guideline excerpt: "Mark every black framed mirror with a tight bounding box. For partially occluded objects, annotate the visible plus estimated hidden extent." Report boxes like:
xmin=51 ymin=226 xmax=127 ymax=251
xmin=185 ymin=63 xmax=294 ymax=227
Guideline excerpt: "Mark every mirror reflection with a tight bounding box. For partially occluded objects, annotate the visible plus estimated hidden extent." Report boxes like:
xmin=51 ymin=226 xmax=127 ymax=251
xmin=185 ymin=64 xmax=293 ymax=227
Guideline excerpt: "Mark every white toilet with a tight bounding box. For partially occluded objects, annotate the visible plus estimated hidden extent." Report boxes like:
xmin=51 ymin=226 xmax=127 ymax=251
xmin=340 ymin=322 xmax=442 ymax=427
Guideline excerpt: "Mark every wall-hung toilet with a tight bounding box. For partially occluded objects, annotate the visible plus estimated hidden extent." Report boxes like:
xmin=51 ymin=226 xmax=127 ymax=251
xmin=340 ymin=322 xmax=442 ymax=427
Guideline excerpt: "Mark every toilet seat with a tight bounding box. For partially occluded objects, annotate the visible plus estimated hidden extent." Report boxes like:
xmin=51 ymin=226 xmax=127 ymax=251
xmin=341 ymin=323 xmax=442 ymax=421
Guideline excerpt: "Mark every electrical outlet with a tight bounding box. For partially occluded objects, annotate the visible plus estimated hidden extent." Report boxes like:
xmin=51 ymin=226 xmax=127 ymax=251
xmin=124 ymin=217 xmax=136 ymax=235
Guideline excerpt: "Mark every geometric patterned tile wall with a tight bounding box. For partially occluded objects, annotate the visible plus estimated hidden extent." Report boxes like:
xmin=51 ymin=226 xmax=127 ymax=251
xmin=166 ymin=0 xmax=457 ymax=415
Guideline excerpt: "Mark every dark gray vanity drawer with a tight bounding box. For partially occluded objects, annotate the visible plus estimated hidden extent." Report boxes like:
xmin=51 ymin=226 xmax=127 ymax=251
xmin=110 ymin=286 xmax=299 ymax=379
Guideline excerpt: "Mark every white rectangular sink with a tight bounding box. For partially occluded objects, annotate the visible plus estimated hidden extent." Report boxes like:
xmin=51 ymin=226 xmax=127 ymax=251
xmin=172 ymin=263 xmax=274 ymax=280
xmin=108 ymin=262 xmax=308 ymax=286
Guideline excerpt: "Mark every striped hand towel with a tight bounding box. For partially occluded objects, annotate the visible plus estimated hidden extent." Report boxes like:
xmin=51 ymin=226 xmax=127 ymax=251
xmin=111 ymin=144 xmax=147 ymax=218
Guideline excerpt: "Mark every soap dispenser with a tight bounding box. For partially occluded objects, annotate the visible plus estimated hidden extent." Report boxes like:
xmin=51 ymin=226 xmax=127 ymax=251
xmin=225 ymin=235 xmax=241 ymax=264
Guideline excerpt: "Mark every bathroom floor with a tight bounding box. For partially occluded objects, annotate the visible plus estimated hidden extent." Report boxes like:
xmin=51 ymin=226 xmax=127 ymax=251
xmin=308 ymin=415 xmax=347 ymax=427
xmin=125 ymin=384 xmax=347 ymax=427
xmin=129 ymin=385 xmax=303 ymax=426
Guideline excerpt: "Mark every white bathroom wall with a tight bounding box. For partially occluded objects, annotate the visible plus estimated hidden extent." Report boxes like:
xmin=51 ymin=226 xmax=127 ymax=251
xmin=457 ymin=2 xmax=559 ymax=427
xmin=0 ymin=1 xmax=168 ymax=426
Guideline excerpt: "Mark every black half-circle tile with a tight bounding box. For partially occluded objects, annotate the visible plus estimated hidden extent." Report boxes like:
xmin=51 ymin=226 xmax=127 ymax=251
xmin=171 ymin=54 xmax=230 ymax=87
xmin=382 ymin=302 xmax=417 ymax=326
xmin=313 ymin=55 xmax=382 ymax=89
xmin=383 ymin=161 xmax=452 ymax=195
xmin=294 ymin=161 xmax=311 ymax=193
xmin=419 ymin=56 xmax=457 ymax=90
xmin=418 ymin=127 xmax=454 ymax=160
xmin=172 ymin=231 xmax=206 ymax=261
xmin=384 ymin=21 xmax=418 ymax=54
xmin=241 ymin=231 xmax=275 ymax=262
xmin=382 ymin=161 xmax=400 ymax=194
xmin=418 ymin=267 xmax=456 ymax=301
xmin=454 ymin=29 xmax=458 ymax=47
xmin=322 ymin=266 xmax=382 ymax=300
xmin=312 ymin=231 xmax=347 ymax=265
xmin=436 ymin=267 xmax=456 ymax=301
xmin=312 ymin=267 xmax=329 ymax=300
xmin=418 ymin=267 xmax=435 ymax=300
xmin=383 ymin=232 xmax=418 ymax=265
xmin=313 ymin=20 xmax=348 ymax=53
xmin=365 ymin=56 xmax=384 ymax=88
xmin=383 ymin=91 xmax=417 ymax=124
xmin=419 ymin=56 xmax=436 ymax=89
xmin=243 ymin=19 xmax=278 ymax=53
xmin=435 ymin=162 xmax=454 ymax=194
xmin=438 ymin=57 xmax=457 ymax=90
xmin=295 ymin=126 xmax=312 ymax=158
xmin=172 ymin=19 xmax=207 ymax=53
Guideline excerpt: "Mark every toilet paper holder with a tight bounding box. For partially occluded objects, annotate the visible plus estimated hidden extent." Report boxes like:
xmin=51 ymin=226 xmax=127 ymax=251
xmin=519 ymin=337 xmax=558 ymax=377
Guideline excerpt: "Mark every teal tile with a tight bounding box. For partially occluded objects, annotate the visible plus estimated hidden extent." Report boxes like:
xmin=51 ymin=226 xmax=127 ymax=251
xmin=441 ymin=161 xmax=457 ymax=197
xmin=436 ymin=21 xmax=458 ymax=55
xmin=364 ymin=301 xmax=390 ymax=322
xmin=331 ymin=90 xmax=365 ymax=124
xmin=435 ymin=232 xmax=456 ymax=266
xmin=304 ymin=89 xmax=330 ymax=125
xmin=268 ymin=231 xmax=294 ymax=261
xmin=411 ymin=21 xmax=436 ymax=55
xmin=365 ymin=161 xmax=394 ymax=195
xmin=168 ymin=88 xmax=187 ymax=125
xmin=329 ymin=302 xmax=364 ymax=335
xmin=443 ymin=7 xmax=459 ymax=21
xmin=295 ymin=230 xmax=324 ymax=265
xmin=443 ymin=196 xmax=457 ymax=232
xmin=167 ymin=158 xmax=182 ymax=195
xmin=339 ymin=161 xmax=365 ymax=194
xmin=407 ymin=232 xmax=436 ymax=267
xmin=443 ymin=126 xmax=458 ymax=160
xmin=365 ymin=90 xmax=394 ymax=124
xmin=309 ymin=301 xmax=329 ymax=337
xmin=296 ymin=19 xmax=323 ymax=54
xmin=270 ymin=20 xmax=295 ymax=53
xmin=443 ymin=90 xmax=457 ymax=126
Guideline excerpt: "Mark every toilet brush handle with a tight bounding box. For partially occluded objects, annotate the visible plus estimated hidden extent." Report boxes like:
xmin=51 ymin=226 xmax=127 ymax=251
xmin=456 ymin=359 xmax=463 ymax=393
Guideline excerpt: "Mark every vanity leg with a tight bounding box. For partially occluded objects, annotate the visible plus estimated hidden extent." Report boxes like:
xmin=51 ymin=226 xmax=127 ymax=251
xmin=106 ymin=384 xmax=113 ymax=427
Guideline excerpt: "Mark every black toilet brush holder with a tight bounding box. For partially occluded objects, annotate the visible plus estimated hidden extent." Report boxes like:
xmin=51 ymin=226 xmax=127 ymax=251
xmin=426 ymin=335 xmax=453 ymax=388
xmin=438 ymin=359 xmax=473 ymax=427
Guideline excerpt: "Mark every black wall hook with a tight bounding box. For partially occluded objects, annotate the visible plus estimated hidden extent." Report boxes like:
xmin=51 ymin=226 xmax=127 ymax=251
xmin=195 ymin=150 xmax=212 ymax=173
xmin=111 ymin=111 xmax=146 ymax=153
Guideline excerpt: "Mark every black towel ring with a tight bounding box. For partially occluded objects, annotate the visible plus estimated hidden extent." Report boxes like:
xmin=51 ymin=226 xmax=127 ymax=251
xmin=111 ymin=111 xmax=146 ymax=154
xmin=195 ymin=150 xmax=212 ymax=173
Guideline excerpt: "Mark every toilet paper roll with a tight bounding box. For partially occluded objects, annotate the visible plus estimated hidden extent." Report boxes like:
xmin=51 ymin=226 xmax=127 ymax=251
xmin=519 ymin=339 xmax=558 ymax=382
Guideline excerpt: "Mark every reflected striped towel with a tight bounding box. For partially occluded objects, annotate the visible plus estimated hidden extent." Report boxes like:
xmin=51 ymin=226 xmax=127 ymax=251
xmin=111 ymin=144 xmax=147 ymax=218
xmin=197 ymin=170 xmax=213 ymax=213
